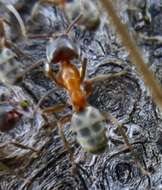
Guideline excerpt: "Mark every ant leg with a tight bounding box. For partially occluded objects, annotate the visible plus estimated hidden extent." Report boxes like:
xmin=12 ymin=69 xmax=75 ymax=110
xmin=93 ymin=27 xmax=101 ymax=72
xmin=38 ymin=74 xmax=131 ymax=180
xmin=42 ymin=103 xmax=69 ymax=115
xmin=83 ymin=71 xmax=127 ymax=97
xmin=79 ymin=58 xmax=93 ymax=97
xmin=65 ymin=14 xmax=83 ymax=34
xmin=89 ymin=71 xmax=127 ymax=83
xmin=32 ymin=90 xmax=69 ymax=129
xmin=83 ymin=80 xmax=93 ymax=98
xmin=105 ymin=112 xmax=150 ymax=176
xmin=5 ymin=40 xmax=33 ymax=61
xmin=44 ymin=62 xmax=64 ymax=86
xmin=39 ymin=0 xmax=65 ymax=6
xmin=58 ymin=115 xmax=76 ymax=172
xmin=9 ymin=141 xmax=38 ymax=152
xmin=80 ymin=58 xmax=87 ymax=82
xmin=13 ymin=59 xmax=45 ymax=84
xmin=29 ymin=9 xmax=82 ymax=39
xmin=0 ymin=140 xmax=38 ymax=153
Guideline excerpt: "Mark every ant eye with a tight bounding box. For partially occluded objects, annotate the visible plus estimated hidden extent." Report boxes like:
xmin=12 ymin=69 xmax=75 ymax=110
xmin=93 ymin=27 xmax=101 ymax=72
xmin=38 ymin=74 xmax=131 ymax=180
xmin=79 ymin=127 xmax=90 ymax=137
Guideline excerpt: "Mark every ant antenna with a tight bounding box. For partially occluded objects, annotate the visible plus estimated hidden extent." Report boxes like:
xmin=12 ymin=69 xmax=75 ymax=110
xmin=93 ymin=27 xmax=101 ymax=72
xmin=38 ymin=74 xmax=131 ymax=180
xmin=65 ymin=14 xmax=83 ymax=34
xmin=28 ymin=14 xmax=83 ymax=40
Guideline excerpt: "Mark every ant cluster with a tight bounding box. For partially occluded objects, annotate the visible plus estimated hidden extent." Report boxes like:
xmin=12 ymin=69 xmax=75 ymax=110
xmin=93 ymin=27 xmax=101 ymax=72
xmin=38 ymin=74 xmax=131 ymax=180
xmin=1 ymin=0 xmax=160 ymax=181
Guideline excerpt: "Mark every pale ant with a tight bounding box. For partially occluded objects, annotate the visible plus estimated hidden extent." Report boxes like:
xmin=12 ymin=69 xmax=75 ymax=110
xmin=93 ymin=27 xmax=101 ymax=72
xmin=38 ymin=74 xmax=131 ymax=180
xmin=16 ymin=15 xmax=149 ymax=175
xmin=31 ymin=0 xmax=100 ymax=31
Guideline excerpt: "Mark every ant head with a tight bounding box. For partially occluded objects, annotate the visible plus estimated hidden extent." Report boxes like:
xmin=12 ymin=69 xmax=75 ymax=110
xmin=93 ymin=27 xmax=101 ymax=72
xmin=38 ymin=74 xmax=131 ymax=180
xmin=46 ymin=35 xmax=79 ymax=63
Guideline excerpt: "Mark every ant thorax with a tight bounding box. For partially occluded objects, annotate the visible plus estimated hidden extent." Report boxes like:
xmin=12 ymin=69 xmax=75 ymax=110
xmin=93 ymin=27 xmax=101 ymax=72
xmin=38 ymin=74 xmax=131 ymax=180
xmin=71 ymin=106 xmax=108 ymax=154
xmin=46 ymin=35 xmax=79 ymax=63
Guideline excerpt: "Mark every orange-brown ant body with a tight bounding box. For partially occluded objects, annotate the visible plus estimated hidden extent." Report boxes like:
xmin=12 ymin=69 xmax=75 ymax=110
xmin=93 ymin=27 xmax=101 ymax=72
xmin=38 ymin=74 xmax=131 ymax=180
xmin=38 ymin=20 xmax=148 ymax=174
xmin=46 ymin=34 xmax=87 ymax=112
xmin=41 ymin=18 xmax=129 ymax=156
xmin=33 ymin=17 xmax=109 ymax=155
xmin=14 ymin=14 xmax=148 ymax=174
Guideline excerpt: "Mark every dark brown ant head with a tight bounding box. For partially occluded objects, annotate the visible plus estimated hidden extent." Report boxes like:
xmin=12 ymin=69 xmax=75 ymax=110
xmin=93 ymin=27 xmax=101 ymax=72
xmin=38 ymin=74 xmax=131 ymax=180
xmin=46 ymin=34 xmax=79 ymax=64
xmin=0 ymin=103 xmax=22 ymax=132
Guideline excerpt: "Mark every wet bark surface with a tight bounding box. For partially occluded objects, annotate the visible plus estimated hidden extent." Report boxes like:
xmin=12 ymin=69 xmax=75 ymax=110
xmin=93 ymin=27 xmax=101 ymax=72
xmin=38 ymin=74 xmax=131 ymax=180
xmin=0 ymin=0 xmax=162 ymax=190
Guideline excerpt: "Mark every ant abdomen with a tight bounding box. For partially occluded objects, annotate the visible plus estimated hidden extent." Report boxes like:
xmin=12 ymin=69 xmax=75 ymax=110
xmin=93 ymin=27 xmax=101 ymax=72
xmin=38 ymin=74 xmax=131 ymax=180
xmin=46 ymin=35 xmax=79 ymax=63
xmin=71 ymin=106 xmax=108 ymax=154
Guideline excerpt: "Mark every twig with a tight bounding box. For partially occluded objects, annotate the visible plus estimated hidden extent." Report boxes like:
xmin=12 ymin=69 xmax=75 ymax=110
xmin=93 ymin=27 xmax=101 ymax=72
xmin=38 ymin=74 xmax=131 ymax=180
xmin=100 ymin=0 xmax=162 ymax=110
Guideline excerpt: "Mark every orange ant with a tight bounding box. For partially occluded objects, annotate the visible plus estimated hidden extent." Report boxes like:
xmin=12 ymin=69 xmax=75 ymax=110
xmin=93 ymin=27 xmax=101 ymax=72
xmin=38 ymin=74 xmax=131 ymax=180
xmin=14 ymin=15 xmax=148 ymax=174
xmin=44 ymin=45 xmax=148 ymax=174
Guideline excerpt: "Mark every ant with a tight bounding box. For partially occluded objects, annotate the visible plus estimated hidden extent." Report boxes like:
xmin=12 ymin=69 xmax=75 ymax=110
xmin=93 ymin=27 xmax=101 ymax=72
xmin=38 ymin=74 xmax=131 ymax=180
xmin=21 ymin=16 xmax=148 ymax=175
xmin=12 ymin=11 xmax=149 ymax=176
xmin=31 ymin=0 xmax=100 ymax=31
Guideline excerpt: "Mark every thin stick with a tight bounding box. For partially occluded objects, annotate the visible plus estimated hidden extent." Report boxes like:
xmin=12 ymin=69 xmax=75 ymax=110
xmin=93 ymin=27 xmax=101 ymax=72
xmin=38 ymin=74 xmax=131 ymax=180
xmin=100 ymin=0 xmax=162 ymax=109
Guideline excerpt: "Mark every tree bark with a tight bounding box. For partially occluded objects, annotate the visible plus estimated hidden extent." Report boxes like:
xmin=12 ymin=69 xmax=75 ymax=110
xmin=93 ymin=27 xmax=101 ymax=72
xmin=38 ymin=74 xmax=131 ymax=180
xmin=0 ymin=1 xmax=162 ymax=190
